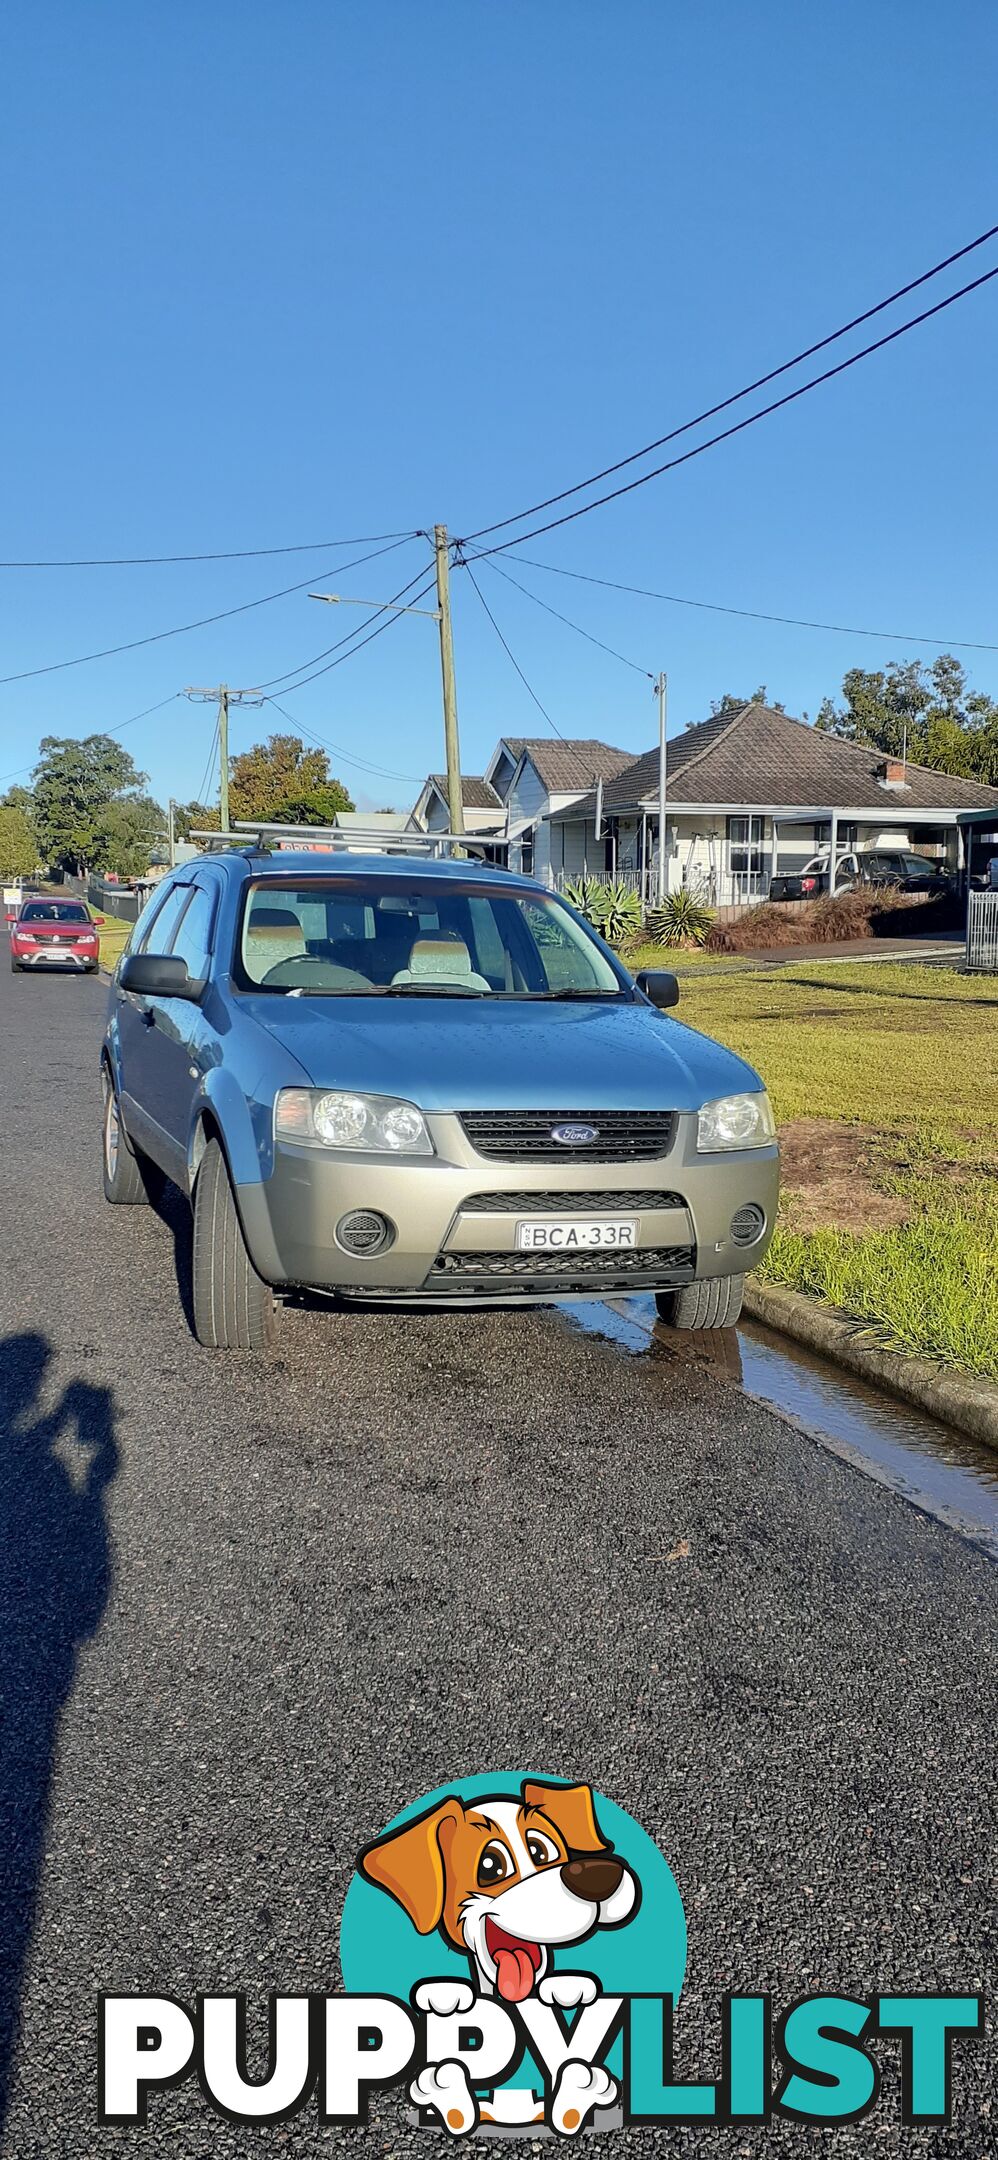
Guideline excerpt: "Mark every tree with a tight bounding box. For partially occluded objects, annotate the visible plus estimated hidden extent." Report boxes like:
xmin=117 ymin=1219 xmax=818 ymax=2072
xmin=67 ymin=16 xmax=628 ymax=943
xmin=228 ymin=733 xmax=355 ymax=824
xmin=815 ymin=655 xmax=998 ymax=782
xmin=91 ymin=793 xmax=165 ymax=878
xmin=707 ymin=685 xmax=785 ymax=720
xmin=31 ymin=734 xmax=150 ymax=873
xmin=173 ymin=800 xmax=221 ymax=841
xmin=0 ymin=805 xmax=38 ymax=877
xmin=1 ymin=783 xmax=37 ymax=822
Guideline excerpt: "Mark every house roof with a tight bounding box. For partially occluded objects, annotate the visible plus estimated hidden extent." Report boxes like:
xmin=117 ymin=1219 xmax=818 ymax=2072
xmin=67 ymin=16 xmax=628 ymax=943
xmin=550 ymin=703 xmax=998 ymax=819
xmin=501 ymin=737 xmax=636 ymax=793
xmin=427 ymin=774 xmax=503 ymax=810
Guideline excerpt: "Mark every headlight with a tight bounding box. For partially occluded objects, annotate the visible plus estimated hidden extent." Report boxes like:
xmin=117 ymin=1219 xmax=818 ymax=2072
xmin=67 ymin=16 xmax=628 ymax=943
xmin=275 ymin=1088 xmax=434 ymax=1155
xmin=697 ymin=1091 xmax=775 ymax=1152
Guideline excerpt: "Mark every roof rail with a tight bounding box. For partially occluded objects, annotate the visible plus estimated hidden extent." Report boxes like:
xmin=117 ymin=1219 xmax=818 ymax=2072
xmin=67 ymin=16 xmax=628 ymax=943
xmin=186 ymin=820 xmax=502 ymax=859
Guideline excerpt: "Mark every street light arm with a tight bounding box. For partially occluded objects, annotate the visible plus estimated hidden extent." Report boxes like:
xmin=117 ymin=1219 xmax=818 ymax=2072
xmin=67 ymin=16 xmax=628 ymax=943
xmin=308 ymin=592 xmax=442 ymax=619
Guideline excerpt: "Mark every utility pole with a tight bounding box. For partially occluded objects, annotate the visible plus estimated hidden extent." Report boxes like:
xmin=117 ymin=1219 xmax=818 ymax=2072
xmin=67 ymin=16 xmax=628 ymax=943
xmin=183 ymin=684 xmax=265 ymax=829
xmin=655 ymin=671 xmax=668 ymax=903
xmin=168 ymin=798 xmax=176 ymax=868
xmin=433 ymin=525 xmax=464 ymax=838
xmin=218 ymin=686 xmax=230 ymax=832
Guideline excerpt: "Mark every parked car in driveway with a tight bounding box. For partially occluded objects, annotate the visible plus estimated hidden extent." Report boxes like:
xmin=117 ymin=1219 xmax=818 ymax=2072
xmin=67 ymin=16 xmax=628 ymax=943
xmin=100 ymin=850 xmax=779 ymax=1350
xmin=769 ymin=849 xmax=953 ymax=902
xmin=10 ymin=896 xmax=103 ymax=971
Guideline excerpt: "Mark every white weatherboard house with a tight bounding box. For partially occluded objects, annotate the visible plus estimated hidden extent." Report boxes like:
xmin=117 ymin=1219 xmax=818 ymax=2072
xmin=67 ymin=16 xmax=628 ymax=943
xmin=547 ymin=701 xmax=998 ymax=906
xmin=409 ymin=738 xmax=635 ymax=879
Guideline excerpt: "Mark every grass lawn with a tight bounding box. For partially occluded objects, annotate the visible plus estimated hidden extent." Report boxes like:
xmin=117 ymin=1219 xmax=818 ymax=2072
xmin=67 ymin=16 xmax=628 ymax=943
xmin=677 ymin=960 xmax=998 ymax=1382
xmin=626 ymin=940 xmax=738 ymax=973
xmin=89 ymin=903 xmax=132 ymax=970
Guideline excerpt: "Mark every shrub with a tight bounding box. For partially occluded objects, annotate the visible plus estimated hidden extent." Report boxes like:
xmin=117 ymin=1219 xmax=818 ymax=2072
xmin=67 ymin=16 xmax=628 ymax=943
xmin=704 ymin=886 xmax=965 ymax=956
xmin=562 ymin=876 xmax=606 ymax=927
xmin=597 ymin=879 xmax=644 ymax=947
xmin=562 ymin=876 xmax=643 ymax=948
xmin=645 ymin=886 xmax=715 ymax=948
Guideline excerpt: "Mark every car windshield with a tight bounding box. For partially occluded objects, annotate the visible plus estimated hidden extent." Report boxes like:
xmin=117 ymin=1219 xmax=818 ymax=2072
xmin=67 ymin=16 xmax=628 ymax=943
xmin=237 ymin=878 xmax=628 ymax=998
xmin=20 ymin=900 xmax=89 ymax=923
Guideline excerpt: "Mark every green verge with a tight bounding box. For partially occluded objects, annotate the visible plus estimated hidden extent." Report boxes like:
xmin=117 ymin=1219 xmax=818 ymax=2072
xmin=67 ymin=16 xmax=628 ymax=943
xmin=89 ymin=903 xmax=132 ymax=970
xmin=677 ymin=960 xmax=998 ymax=1380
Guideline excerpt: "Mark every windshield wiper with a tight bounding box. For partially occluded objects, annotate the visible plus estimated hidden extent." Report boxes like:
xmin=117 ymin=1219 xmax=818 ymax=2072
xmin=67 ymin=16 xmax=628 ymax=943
xmin=278 ymin=983 xmax=487 ymax=998
xmin=530 ymin=987 xmax=625 ymax=1001
xmin=383 ymin=982 xmax=487 ymax=997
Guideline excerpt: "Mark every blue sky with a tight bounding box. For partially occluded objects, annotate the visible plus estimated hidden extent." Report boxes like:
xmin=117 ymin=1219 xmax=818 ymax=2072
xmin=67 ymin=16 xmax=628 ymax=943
xmin=1 ymin=0 xmax=996 ymax=813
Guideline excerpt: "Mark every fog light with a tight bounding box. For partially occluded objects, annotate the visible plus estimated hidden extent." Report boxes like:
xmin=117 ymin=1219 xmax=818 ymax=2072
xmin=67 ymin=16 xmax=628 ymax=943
xmin=335 ymin=1209 xmax=394 ymax=1256
xmin=730 ymin=1203 xmax=766 ymax=1247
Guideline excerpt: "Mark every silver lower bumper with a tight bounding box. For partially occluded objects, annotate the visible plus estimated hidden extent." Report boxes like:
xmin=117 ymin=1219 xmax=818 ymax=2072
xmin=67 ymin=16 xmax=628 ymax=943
xmin=234 ymin=1115 xmax=780 ymax=1301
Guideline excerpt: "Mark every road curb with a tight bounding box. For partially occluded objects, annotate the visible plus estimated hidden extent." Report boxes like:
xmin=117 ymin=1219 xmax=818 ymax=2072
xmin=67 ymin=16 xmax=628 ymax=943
xmin=744 ymin=1279 xmax=998 ymax=1451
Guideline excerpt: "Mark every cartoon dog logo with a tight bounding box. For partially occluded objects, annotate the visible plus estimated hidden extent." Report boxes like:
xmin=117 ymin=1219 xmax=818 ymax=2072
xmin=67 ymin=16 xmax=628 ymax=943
xmin=360 ymin=1777 xmax=639 ymax=2001
xmin=359 ymin=1778 xmax=640 ymax=2133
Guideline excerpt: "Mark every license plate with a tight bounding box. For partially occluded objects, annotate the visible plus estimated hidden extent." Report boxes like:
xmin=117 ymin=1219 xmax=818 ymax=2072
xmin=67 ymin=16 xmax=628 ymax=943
xmin=515 ymin=1217 xmax=639 ymax=1252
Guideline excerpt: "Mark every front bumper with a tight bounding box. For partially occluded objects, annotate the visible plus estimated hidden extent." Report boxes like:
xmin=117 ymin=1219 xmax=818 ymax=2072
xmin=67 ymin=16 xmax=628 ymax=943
xmin=235 ymin=1111 xmax=780 ymax=1303
xmin=12 ymin=945 xmax=98 ymax=968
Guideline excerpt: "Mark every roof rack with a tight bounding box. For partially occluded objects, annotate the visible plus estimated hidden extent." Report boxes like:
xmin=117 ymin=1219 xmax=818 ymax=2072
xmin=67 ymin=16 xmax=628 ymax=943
xmin=186 ymin=820 xmax=501 ymax=860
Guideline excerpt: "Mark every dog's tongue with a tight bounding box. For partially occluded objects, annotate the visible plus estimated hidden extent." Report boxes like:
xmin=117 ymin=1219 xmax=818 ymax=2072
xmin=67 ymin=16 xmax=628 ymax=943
xmin=494 ymin=1946 xmax=537 ymax=2004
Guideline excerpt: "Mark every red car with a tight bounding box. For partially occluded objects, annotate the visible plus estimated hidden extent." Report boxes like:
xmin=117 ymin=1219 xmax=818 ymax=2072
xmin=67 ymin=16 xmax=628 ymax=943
xmin=10 ymin=896 xmax=103 ymax=973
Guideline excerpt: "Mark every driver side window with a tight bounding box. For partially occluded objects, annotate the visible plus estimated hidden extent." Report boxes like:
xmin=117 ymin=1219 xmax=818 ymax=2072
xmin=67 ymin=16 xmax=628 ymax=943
xmin=139 ymin=883 xmax=190 ymax=954
xmin=169 ymin=884 xmax=215 ymax=978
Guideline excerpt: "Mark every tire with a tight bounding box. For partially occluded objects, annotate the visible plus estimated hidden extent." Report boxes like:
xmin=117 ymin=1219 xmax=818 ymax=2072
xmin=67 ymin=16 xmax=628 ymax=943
xmin=191 ymin=1137 xmax=277 ymax=1351
xmin=101 ymin=1072 xmax=165 ymax=1204
xmin=10 ymin=958 xmax=20 ymax=973
xmin=655 ymin=1274 xmax=744 ymax=1330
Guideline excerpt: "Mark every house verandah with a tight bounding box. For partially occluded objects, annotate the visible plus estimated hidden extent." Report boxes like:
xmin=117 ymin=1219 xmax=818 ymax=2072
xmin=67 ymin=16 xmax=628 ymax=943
xmin=546 ymin=804 xmax=964 ymax=908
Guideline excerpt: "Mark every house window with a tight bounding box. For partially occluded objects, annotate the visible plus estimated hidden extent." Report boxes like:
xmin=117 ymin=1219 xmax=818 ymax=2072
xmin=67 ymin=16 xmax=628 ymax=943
xmin=727 ymin=815 xmax=765 ymax=897
xmin=519 ymin=831 xmax=534 ymax=876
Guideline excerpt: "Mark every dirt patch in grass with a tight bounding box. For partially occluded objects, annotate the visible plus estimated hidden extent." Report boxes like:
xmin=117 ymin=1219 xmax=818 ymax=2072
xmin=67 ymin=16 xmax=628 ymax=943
xmin=778 ymin=1118 xmax=909 ymax=1234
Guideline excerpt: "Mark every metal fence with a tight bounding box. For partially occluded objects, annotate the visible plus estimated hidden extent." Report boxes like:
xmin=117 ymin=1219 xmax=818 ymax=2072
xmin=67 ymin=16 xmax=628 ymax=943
xmin=63 ymin=873 xmax=144 ymax=923
xmin=966 ymin=889 xmax=998 ymax=972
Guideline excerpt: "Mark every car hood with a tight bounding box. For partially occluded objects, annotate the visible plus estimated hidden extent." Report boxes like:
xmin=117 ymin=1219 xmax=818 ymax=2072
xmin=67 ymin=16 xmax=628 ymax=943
xmin=240 ymin=994 xmax=763 ymax=1112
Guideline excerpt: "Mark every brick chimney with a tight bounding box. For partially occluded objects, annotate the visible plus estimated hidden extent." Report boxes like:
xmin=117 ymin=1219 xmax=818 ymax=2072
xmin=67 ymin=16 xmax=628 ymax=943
xmin=878 ymin=757 xmax=908 ymax=788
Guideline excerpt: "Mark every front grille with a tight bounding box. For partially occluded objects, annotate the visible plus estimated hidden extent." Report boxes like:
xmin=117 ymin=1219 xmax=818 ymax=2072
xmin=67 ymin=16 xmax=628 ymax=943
xmin=429 ymin=1244 xmax=695 ymax=1285
xmin=460 ymin=1188 xmax=685 ymax=1214
xmin=459 ymin=1111 xmax=676 ymax=1163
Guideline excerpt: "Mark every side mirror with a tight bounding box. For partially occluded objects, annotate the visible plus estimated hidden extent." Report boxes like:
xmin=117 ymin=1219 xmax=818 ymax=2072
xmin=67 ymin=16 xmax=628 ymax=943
xmin=635 ymin=967 xmax=680 ymax=1009
xmin=92 ymin=914 xmax=106 ymax=925
xmin=119 ymin=952 xmax=203 ymax=1000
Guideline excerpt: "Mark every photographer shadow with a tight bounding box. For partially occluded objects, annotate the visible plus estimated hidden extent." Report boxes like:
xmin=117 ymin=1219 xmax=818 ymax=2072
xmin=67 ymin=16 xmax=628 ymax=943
xmin=0 ymin=1332 xmax=118 ymax=2132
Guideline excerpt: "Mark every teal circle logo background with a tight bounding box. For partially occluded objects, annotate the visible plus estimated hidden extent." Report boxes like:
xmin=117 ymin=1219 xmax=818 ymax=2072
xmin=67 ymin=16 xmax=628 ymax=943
xmin=340 ymin=1772 xmax=686 ymax=2003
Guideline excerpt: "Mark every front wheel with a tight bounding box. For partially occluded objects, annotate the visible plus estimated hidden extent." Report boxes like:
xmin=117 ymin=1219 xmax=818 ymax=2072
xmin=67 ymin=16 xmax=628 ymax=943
xmin=191 ymin=1138 xmax=277 ymax=1351
xmin=655 ymin=1274 xmax=744 ymax=1330
xmin=102 ymin=1074 xmax=164 ymax=1204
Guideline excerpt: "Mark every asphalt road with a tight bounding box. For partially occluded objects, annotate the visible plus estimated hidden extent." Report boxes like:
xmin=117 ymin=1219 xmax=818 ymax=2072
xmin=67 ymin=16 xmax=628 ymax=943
xmin=1 ymin=961 xmax=995 ymax=2157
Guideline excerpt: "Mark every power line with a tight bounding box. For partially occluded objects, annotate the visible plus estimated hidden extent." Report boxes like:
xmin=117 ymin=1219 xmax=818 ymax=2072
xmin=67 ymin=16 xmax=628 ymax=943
xmin=263 ymin=698 xmax=423 ymax=786
xmin=0 ymin=530 xmax=419 ymax=568
xmin=461 ymin=262 xmax=998 ymax=558
xmin=193 ymin=711 xmax=221 ymax=810
xmin=0 ymin=537 xmax=416 ymax=687
xmin=0 ymin=692 xmax=183 ymax=790
xmin=460 ymin=220 xmax=998 ymax=545
xmin=459 ymin=554 xmax=566 ymax=741
xmin=496 ymin=549 xmax=998 ymax=654
xmin=476 ymin=556 xmax=655 ymax=678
